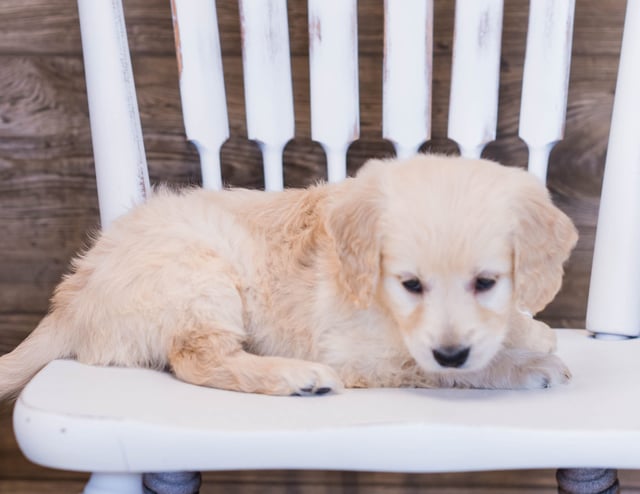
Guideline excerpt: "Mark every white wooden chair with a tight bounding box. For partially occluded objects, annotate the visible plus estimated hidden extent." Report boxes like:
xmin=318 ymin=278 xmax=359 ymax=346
xmin=11 ymin=0 xmax=640 ymax=493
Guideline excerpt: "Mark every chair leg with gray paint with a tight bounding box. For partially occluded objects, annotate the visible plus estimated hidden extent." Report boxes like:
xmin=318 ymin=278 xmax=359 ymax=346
xmin=556 ymin=468 xmax=619 ymax=494
xmin=142 ymin=472 xmax=202 ymax=494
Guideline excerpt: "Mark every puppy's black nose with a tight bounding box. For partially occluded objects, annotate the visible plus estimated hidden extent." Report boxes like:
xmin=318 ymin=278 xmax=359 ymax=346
xmin=432 ymin=346 xmax=470 ymax=368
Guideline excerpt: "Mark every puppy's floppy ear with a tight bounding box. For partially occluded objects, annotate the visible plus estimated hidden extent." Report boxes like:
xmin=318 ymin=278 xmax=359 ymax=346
xmin=512 ymin=176 xmax=578 ymax=315
xmin=324 ymin=163 xmax=385 ymax=308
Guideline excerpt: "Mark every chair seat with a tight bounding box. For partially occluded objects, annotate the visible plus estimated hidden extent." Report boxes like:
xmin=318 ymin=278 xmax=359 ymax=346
xmin=13 ymin=329 xmax=640 ymax=474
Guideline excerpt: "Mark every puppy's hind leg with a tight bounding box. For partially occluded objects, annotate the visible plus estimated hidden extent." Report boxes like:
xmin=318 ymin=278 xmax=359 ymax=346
xmin=166 ymin=256 xmax=342 ymax=395
xmin=166 ymin=265 xmax=342 ymax=396
xmin=168 ymin=327 xmax=343 ymax=396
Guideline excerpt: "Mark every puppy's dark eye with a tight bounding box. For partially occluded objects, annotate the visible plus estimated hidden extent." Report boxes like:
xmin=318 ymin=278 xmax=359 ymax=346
xmin=402 ymin=278 xmax=423 ymax=294
xmin=474 ymin=277 xmax=496 ymax=293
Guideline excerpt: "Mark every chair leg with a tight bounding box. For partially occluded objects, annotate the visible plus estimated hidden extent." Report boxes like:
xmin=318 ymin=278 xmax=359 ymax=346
xmin=83 ymin=473 xmax=144 ymax=494
xmin=556 ymin=468 xmax=620 ymax=494
xmin=142 ymin=472 xmax=202 ymax=494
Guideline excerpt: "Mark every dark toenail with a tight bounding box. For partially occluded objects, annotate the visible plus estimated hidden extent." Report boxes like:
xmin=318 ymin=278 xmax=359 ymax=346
xmin=315 ymin=387 xmax=331 ymax=395
xmin=291 ymin=392 xmax=302 ymax=397
xmin=300 ymin=387 xmax=314 ymax=393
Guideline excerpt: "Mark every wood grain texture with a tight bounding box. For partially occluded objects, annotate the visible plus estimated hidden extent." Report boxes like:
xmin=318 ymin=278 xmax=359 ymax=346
xmin=0 ymin=0 xmax=631 ymax=487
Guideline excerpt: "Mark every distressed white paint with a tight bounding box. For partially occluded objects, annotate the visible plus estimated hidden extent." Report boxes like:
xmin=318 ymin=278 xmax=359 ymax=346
xmin=586 ymin=0 xmax=640 ymax=338
xmin=240 ymin=0 xmax=294 ymax=191
xmin=171 ymin=0 xmax=228 ymax=191
xmin=383 ymin=0 xmax=433 ymax=159
xmin=519 ymin=0 xmax=575 ymax=182
xmin=77 ymin=0 xmax=150 ymax=228
xmin=309 ymin=0 xmax=359 ymax=182
xmin=448 ymin=0 xmax=504 ymax=159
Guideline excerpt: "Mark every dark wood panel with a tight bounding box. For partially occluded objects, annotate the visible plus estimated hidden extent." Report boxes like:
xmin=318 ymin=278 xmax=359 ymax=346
xmin=0 ymin=315 xmax=41 ymax=355
xmin=0 ymin=481 xmax=88 ymax=493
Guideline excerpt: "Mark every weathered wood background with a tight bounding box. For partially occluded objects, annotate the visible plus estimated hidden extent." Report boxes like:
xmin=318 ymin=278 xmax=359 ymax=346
xmin=0 ymin=0 xmax=631 ymax=490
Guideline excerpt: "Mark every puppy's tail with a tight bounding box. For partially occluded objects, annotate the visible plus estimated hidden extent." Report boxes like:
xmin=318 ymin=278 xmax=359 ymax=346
xmin=0 ymin=315 xmax=67 ymax=402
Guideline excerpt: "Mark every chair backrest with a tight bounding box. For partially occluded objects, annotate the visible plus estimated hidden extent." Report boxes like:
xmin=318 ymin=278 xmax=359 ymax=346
xmin=76 ymin=0 xmax=640 ymax=339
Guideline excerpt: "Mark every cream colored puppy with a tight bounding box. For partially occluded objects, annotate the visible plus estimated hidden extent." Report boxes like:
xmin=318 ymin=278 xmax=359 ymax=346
xmin=0 ymin=155 xmax=578 ymax=399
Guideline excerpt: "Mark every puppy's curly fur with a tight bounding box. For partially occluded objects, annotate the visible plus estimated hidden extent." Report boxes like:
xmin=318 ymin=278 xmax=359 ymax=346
xmin=0 ymin=155 xmax=578 ymax=399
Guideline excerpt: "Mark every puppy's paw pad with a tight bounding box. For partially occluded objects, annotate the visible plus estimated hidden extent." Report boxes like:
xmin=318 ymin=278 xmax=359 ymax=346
xmin=315 ymin=387 xmax=332 ymax=395
xmin=288 ymin=363 xmax=344 ymax=397
xmin=291 ymin=386 xmax=333 ymax=397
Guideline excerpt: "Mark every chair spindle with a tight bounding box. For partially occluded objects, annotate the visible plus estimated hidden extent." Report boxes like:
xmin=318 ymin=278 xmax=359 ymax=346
xmin=77 ymin=0 xmax=150 ymax=228
xmin=448 ymin=0 xmax=504 ymax=159
xmin=519 ymin=0 xmax=576 ymax=183
xmin=171 ymin=0 xmax=229 ymax=191
xmin=240 ymin=0 xmax=294 ymax=191
xmin=309 ymin=0 xmax=359 ymax=182
xmin=382 ymin=0 xmax=433 ymax=159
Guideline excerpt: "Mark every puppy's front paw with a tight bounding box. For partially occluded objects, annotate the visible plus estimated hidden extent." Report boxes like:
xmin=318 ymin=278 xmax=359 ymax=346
xmin=287 ymin=362 xmax=344 ymax=396
xmin=516 ymin=353 xmax=571 ymax=389
xmin=506 ymin=315 xmax=557 ymax=353
xmin=528 ymin=320 xmax=558 ymax=354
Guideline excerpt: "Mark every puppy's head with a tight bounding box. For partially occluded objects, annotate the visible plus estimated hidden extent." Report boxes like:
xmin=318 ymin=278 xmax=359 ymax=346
xmin=326 ymin=155 xmax=577 ymax=373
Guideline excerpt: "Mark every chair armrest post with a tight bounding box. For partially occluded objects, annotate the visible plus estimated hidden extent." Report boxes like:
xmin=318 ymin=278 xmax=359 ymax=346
xmin=586 ymin=0 xmax=640 ymax=338
xmin=77 ymin=0 xmax=150 ymax=227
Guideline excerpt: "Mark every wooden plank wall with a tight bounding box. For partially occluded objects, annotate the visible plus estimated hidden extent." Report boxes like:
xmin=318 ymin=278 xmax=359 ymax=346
xmin=0 ymin=0 xmax=632 ymax=490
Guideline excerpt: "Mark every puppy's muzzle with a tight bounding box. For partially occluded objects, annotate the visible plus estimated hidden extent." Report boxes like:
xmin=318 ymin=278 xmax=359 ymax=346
xmin=432 ymin=346 xmax=470 ymax=368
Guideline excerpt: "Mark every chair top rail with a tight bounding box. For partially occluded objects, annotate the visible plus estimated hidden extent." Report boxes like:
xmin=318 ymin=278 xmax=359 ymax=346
xmin=448 ymin=0 xmax=504 ymax=159
xmin=519 ymin=0 xmax=576 ymax=183
xmin=171 ymin=0 xmax=229 ymax=191
xmin=382 ymin=0 xmax=433 ymax=159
